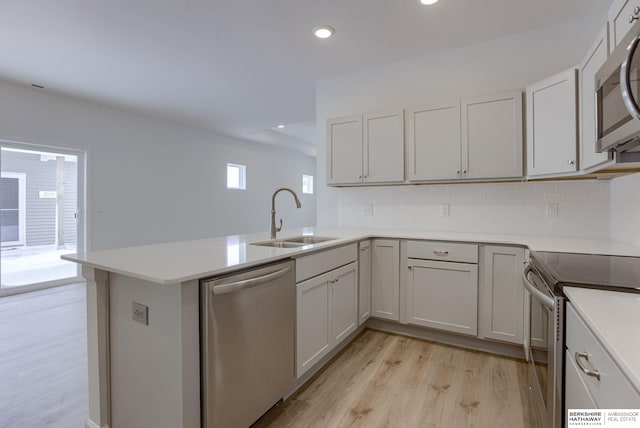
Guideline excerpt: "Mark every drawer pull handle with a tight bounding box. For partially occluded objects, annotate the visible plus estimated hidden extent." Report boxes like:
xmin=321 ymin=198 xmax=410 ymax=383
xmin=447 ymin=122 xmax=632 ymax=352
xmin=433 ymin=250 xmax=449 ymax=256
xmin=575 ymin=352 xmax=601 ymax=381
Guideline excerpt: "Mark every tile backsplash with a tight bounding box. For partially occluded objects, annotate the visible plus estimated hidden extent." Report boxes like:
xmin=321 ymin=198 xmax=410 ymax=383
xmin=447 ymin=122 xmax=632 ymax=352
xmin=336 ymin=180 xmax=610 ymax=238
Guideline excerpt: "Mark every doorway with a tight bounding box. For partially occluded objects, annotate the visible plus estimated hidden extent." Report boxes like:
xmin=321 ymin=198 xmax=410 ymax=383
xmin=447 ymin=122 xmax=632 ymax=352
xmin=0 ymin=142 xmax=85 ymax=296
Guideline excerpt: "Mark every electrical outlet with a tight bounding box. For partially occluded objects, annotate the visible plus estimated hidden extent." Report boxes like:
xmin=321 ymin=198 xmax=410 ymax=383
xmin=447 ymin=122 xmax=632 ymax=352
xmin=132 ymin=302 xmax=148 ymax=325
xmin=361 ymin=204 xmax=374 ymax=216
xmin=439 ymin=203 xmax=450 ymax=217
xmin=545 ymin=202 xmax=559 ymax=218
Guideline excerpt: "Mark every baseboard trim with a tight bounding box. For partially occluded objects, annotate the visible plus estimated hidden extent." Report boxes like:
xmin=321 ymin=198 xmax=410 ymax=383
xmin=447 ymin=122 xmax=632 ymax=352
xmin=85 ymin=419 xmax=109 ymax=428
xmin=366 ymin=318 xmax=526 ymax=360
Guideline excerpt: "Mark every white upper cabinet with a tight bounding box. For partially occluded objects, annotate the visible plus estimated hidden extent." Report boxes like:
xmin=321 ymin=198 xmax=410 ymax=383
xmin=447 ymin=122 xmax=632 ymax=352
xmin=526 ymin=69 xmax=578 ymax=177
xmin=580 ymin=25 xmax=613 ymax=171
xmin=407 ymin=103 xmax=461 ymax=181
xmin=327 ymin=114 xmax=363 ymax=185
xmin=407 ymin=93 xmax=523 ymax=182
xmin=363 ymin=110 xmax=405 ymax=183
xmin=609 ymin=0 xmax=640 ymax=52
xmin=327 ymin=110 xmax=404 ymax=185
xmin=462 ymin=92 xmax=524 ymax=180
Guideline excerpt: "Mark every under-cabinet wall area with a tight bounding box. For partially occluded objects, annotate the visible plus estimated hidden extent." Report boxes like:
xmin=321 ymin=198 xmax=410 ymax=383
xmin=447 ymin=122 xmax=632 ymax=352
xmin=610 ymin=172 xmax=640 ymax=246
xmin=334 ymin=180 xmax=610 ymax=238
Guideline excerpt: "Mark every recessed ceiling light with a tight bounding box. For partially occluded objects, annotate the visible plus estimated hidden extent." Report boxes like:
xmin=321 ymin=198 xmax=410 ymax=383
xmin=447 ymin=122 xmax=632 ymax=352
xmin=419 ymin=0 xmax=439 ymax=4
xmin=313 ymin=25 xmax=335 ymax=39
xmin=277 ymin=124 xmax=285 ymax=129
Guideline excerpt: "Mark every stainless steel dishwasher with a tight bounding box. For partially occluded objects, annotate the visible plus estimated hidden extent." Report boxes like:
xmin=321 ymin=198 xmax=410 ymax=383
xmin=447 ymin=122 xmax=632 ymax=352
xmin=200 ymin=260 xmax=295 ymax=428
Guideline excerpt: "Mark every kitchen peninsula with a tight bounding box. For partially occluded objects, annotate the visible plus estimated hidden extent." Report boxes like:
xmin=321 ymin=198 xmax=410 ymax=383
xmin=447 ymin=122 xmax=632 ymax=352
xmin=63 ymin=227 xmax=640 ymax=428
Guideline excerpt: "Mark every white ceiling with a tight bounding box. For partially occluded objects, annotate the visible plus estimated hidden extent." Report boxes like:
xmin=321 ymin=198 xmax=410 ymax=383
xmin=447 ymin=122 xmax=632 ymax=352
xmin=0 ymin=0 xmax=609 ymax=153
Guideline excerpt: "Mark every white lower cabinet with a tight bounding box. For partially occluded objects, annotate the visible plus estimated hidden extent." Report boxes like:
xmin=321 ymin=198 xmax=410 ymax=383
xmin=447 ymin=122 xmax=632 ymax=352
xmin=406 ymin=259 xmax=478 ymax=336
xmin=565 ymin=303 xmax=640 ymax=410
xmin=478 ymin=245 xmax=525 ymax=344
xmin=358 ymin=240 xmax=372 ymax=325
xmin=331 ymin=264 xmax=358 ymax=344
xmin=296 ymin=261 xmax=358 ymax=378
xmin=371 ymin=239 xmax=400 ymax=321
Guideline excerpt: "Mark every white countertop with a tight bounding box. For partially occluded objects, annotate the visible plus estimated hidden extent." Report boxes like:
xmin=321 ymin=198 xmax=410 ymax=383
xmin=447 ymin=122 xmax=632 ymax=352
xmin=563 ymin=286 xmax=640 ymax=395
xmin=62 ymin=227 xmax=640 ymax=285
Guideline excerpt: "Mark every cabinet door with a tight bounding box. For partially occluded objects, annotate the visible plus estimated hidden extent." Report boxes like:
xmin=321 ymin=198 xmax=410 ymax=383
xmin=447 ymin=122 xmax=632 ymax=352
xmin=608 ymin=0 xmax=640 ymax=52
xmin=327 ymin=114 xmax=363 ymax=185
xmin=479 ymin=246 xmax=525 ymax=344
xmin=296 ymin=274 xmax=331 ymax=378
xmin=371 ymin=239 xmax=400 ymax=321
xmin=407 ymin=103 xmax=461 ymax=181
xmin=330 ymin=262 xmax=358 ymax=344
xmin=526 ymin=69 xmax=578 ymax=176
xmin=358 ymin=240 xmax=372 ymax=325
xmin=363 ymin=110 xmax=405 ymax=183
xmin=406 ymin=259 xmax=478 ymax=336
xmin=462 ymin=92 xmax=523 ymax=180
xmin=580 ymin=25 xmax=612 ymax=171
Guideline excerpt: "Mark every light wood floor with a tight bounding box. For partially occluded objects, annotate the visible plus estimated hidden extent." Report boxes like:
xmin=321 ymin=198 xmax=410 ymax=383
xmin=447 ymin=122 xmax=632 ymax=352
xmin=0 ymin=283 xmax=88 ymax=428
xmin=259 ymin=329 xmax=532 ymax=428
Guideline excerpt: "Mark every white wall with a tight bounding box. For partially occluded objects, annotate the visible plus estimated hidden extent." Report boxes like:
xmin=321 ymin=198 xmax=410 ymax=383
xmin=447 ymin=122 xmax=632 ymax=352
xmin=0 ymin=81 xmax=316 ymax=251
xmin=337 ymin=181 xmax=610 ymax=238
xmin=610 ymin=173 xmax=640 ymax=245
xmin=316 ymin=16 xmax=613 ymax=238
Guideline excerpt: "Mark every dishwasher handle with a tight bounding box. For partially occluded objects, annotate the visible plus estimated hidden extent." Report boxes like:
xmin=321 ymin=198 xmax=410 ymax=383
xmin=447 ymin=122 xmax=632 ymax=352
xmin=210 ymin=265 xmax=292 ymax=295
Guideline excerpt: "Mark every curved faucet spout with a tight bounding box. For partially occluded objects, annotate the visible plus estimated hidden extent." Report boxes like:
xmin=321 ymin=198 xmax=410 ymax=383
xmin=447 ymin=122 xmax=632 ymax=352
xmin=271 ymin=187 xmax=302 ymax=239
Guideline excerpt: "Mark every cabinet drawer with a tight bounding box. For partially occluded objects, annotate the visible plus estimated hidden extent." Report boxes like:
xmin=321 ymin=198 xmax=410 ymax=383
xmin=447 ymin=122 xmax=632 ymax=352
xmin=566 ymin=303 xmax=640 ymax=407
xmin=406 ymin=240 xmax=478 ymax=263
xmin=565 ymin=349 xmax=597 ymax=411
xmin=295 ymin=243 xmax=357 ymax=282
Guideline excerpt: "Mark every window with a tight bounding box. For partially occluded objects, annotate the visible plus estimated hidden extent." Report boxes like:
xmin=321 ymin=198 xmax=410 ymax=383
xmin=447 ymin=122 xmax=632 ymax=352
xmin=302 ymin=174 xmax=314 ymax=194
xmin=1 ymin=143 xmax=85 ymax=294
xmin=227 ymin=163 xmax=246 ymax=190
xmin=1 ymin=172 xmax=26 ymax=246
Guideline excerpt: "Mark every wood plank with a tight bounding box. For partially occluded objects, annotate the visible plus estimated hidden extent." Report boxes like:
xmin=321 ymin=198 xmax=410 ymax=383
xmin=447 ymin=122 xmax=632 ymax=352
xmin=258 ymin=329 xmax=532 ymax=428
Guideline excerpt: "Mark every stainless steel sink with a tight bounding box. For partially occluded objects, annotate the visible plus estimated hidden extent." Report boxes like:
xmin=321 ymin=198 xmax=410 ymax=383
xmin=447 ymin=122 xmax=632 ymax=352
xmin=250 ymin=236 xmax=338 ymax=248
xmin=281 ymin=236 xmax=337 ymax=244
xmin=251 ymin=240 xmax=305 ymax=248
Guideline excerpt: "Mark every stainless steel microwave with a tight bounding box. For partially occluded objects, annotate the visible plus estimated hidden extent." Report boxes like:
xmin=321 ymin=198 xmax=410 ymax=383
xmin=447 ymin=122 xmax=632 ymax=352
xmin=596 ymin=21 xmax=640 ymax=153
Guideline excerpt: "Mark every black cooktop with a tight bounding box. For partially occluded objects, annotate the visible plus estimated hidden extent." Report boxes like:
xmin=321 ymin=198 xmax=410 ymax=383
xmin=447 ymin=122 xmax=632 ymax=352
xmin=530 ymin=251 xmax=640 ymax=295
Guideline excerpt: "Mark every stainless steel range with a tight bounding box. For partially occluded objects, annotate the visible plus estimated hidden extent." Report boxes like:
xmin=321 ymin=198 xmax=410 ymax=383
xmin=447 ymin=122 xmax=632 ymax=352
xmin=523 ymin=251 xmax=640 ymax=428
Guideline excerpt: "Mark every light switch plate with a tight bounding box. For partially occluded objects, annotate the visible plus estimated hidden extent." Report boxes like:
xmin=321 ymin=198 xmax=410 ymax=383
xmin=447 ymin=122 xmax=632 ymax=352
xmin=132 ymin=302 xmax=148 ymax=325
xmin=439 ymin=204 xmax=450 ymax=217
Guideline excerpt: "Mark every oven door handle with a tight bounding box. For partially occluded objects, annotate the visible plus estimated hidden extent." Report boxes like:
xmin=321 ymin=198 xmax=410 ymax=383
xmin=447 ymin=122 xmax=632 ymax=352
xmin=522 ymin=263 xmax=555 ymax=310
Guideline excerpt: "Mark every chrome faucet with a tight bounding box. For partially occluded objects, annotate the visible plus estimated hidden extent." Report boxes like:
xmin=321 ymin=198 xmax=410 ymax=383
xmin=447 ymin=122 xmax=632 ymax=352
xmin=271 ymin=187 xmax=302 ymax=239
